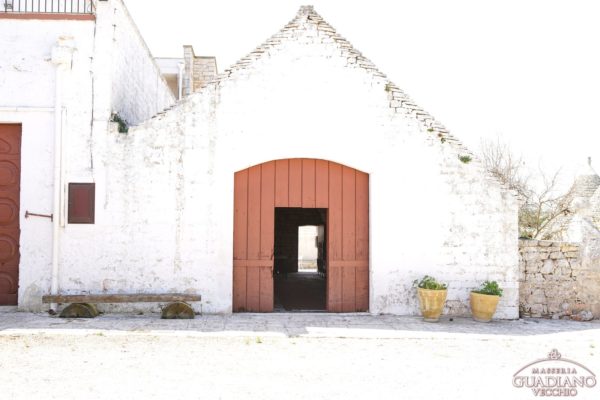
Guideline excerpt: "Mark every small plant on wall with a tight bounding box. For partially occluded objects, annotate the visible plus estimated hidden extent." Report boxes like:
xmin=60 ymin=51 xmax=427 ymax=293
xmin=111 ymin=113 xmax=129 ymax=134
xmin=459 ymin=155 xmax=472 ymax=164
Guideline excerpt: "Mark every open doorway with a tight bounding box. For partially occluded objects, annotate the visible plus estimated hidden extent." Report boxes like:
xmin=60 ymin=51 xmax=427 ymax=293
xmin=274 ymin=208 xmax=327 ymax=311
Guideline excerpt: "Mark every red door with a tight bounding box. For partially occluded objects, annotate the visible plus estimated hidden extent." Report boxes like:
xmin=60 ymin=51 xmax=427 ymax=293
xmin=0 ymin=124 xmax=21 ymax=305
xmin=233 ymin=159 xmax=368 ymax=312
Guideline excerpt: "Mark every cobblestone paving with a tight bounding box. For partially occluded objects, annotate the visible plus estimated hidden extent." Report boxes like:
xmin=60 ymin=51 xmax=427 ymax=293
xmin=0 ymin=312 xmax=598 ymax=400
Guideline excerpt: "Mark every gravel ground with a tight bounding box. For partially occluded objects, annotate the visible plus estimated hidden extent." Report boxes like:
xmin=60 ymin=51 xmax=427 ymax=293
xmin=0 ymin=313 xmax=599 ymax=400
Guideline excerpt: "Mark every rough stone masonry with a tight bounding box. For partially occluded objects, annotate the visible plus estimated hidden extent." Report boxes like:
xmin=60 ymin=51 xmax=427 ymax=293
xmin=519 ymin=239 xmax=600 ymax=319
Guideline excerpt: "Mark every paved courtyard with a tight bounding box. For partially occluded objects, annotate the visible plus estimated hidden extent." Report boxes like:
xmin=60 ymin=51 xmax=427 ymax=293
xmin=0 ymin=312 xmax=599 ymax=399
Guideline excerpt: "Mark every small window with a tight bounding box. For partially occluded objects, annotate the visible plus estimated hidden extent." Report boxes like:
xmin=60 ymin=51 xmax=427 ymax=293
xmin=68 ymin=183 xmax=95 ymax=224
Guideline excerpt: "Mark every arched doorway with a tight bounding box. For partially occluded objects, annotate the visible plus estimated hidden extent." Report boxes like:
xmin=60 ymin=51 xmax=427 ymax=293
xmin=233 ymin=159 xmax=369 ymax=312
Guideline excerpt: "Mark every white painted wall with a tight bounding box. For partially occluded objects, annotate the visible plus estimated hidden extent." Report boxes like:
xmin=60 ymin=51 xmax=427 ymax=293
xmin=0 ymin=18 xmax=96 ymax=310
xmin=106 ymin=0 xmax=175 ymax=125
xmin=3 ymin=6 xmax=518 ymax=317
xmin=48 ymin=7 xmax=518 ymax=317
xmin=0 ymin=0 xmax=174 ymax=311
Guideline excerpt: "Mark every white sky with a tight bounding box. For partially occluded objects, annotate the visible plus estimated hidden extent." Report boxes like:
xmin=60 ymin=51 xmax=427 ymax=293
xmin=124 ymin=0 xmax=600 ymax=185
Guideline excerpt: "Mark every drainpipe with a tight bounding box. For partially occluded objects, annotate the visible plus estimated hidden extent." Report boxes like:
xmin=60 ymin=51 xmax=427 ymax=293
xmin=177 ymin=62 xmax=184 ymax=100
xmin=49 ymin=36 xmax=75 ymax=312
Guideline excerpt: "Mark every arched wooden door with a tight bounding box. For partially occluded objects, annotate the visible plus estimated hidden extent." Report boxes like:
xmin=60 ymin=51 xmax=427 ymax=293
xmin=233 ymin=159 xmax=368 ymax=312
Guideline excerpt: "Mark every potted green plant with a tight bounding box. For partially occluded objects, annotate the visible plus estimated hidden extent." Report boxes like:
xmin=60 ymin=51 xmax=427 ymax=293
xmin=470 ymin=280 xmax=503 ymax=322
xmin=414 ymin=275 xmax=448 ymax=322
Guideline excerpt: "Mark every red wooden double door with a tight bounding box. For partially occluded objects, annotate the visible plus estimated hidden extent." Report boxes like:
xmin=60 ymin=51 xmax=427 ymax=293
xmin=233 ymin=159 xmax=369 ymax=312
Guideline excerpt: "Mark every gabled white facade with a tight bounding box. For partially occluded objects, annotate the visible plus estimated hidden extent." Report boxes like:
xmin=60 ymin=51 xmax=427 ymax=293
xmin=1 ymin=4 xmax=519 ymax=318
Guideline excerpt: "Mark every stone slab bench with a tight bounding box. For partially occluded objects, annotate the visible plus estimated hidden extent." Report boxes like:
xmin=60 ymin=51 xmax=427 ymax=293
xmin=42 ymin=293 xmax=201 ymax=319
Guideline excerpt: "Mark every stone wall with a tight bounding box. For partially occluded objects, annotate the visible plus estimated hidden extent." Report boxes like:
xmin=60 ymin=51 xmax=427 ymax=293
xmin=183 ymin=45 xmax=218 ymax=96
xmin=519 ymin=239 xmax=600 ymax=319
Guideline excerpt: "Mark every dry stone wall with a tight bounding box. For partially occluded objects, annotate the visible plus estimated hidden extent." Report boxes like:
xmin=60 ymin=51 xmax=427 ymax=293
xmin=519 ymin=239 xmax=600 ymax=319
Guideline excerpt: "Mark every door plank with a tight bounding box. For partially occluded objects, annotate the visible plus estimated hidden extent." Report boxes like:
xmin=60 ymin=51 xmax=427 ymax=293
xmin=302 ymin=159 xmax=316 ymax=208
xmin=355 ymin=265 xmax=369 ymax=311
xmin=232 ymin=266 xmax=247 ymax=311
xmin=342 ymin=265 xmax=356 ymax=312
xmin=233 ymin=170 xmax=248 ymax=261
xmin=327 ymin=162 xmax=343 ymax=312
xmin=259 ymin=162 xmax=275 ymax=312
xmin=288 ymin=159 xmax=302 ymax=207
xmin=260 ymin=161 xmax=275 ymax=260
xmin=315 ymin=159 xmax=329 ymax=208
xmin=328 ymin=163 xmax=343 ymax=262
xmin=274 ymin=159 xmax=289 ymax=207
xmin=355 ymin=171 xmax=369 ymax=261
xmin=247 ymin=166 xmax=262 ymax=260
xmin=328 ymin=265 xmax=343 ymax=312
xmin=259 ymin=266 xmax=273 ymax=312
xmin=342 ymin=167 xmax=356 ymax=261
xmin=246 ymin=266 xmax=260 ymax=311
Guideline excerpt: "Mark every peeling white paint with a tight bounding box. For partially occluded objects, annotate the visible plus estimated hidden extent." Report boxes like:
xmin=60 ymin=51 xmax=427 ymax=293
xmin=0 ymin=0 xmax=174 ymax=311
xmin=2 ymin=5 xmax=518 ymax=318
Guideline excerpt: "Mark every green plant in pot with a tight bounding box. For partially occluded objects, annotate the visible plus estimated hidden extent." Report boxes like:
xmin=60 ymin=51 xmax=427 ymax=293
xmin=414 ymin=275 xmax=448 ymax=322
xmin=470 ymin=281 xmax=503 ymax=322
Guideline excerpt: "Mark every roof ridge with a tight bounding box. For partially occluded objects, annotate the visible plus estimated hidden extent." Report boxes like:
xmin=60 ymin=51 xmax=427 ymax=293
xmin=183 ymin=6 xmax=516 ymax=195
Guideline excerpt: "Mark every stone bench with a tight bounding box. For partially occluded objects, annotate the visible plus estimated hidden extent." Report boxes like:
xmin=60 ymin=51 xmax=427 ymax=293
xmin=42 ymin=293 xmax=202 ymax=319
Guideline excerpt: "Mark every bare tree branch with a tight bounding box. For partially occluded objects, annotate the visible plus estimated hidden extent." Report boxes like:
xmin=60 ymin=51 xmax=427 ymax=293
xmin=479 ymin=137 xmax=574 ymax=240
xmin=479 ymin=137 xmax=530 ymax=199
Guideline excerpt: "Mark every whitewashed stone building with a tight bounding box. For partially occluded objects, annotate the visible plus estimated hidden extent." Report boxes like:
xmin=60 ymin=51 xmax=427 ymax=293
xmin=0 ymin=0 xmax=175 ymax=309
xmin=0 ymin=2 xmax=520 ymax=317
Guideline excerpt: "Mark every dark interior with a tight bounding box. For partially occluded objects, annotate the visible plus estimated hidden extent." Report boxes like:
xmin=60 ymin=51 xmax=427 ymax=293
xmin=274 ymin=208 xmax=327 ymax=311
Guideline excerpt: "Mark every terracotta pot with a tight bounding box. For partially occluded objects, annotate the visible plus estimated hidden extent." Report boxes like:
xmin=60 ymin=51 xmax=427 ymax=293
xmin=470 ymin=292 xmax=500 ymax=322
xmin=417 ymin=288 xmax=447 ymax=322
